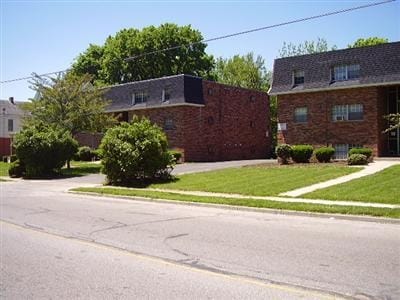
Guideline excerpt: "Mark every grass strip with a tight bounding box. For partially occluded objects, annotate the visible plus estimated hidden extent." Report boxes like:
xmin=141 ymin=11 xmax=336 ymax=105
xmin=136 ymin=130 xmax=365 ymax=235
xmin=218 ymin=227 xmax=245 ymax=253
xmin=303 ymin=165 xmax=400 ymax=204
xmin=72 ymin=187 xmax=400 ymax=219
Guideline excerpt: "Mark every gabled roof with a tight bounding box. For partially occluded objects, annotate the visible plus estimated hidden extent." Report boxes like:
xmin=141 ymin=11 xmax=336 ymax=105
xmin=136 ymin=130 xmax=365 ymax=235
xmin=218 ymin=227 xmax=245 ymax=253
xmin=269 ymin=41 xmax=400 ymax=95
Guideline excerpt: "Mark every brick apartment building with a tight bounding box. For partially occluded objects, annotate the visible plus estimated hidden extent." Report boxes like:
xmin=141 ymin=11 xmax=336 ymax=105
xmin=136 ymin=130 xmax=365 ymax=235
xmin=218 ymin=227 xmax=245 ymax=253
xmin=269 ymin=42 xmax=400 ymax=158
xmin=94 ymin=74 xmax=271 ymax=162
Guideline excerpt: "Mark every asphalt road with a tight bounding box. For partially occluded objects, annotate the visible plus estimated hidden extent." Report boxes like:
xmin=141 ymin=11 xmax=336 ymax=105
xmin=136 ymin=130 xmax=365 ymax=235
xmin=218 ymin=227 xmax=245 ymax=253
xmin=1 ymin=176 xmax=399 ymax=299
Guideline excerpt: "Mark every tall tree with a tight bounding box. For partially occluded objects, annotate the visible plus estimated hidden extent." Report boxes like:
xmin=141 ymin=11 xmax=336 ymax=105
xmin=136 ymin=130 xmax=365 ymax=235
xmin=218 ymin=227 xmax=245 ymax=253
xmin=72 ymin=23 xmax=215 ymax=85
xmin=28 ymin=73 xmax=114 ymax=135
xmin=213 ymin=53 xmax=270 ymax=91
xmin=348 ymin=37 xmax=388 ymax=48
xmin=279 ymin=38 xmax=337 ymax=58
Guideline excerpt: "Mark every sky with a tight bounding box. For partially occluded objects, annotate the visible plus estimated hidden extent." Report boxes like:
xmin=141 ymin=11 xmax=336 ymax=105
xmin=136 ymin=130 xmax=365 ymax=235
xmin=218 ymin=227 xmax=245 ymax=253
xmin=1 ymin=0 xmax=399 ymax=101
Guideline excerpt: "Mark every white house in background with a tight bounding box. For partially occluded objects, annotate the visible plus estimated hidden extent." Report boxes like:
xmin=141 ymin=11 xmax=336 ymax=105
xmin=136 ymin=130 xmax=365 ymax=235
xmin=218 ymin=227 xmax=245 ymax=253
xmin=0 ymin=97 xmax=26 ymax=156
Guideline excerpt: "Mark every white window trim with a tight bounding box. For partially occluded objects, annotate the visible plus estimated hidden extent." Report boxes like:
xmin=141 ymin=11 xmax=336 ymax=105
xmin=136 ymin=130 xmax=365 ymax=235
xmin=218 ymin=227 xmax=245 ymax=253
xmin=332 ymin=64 xmax=360 ymax=82
xmin=332 ymin=104 xmax=363 ymax=122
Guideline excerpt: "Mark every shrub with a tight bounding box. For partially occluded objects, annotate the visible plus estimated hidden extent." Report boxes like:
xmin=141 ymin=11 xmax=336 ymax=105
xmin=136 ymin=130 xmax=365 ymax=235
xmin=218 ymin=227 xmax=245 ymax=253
xmin=10 ymin=154 xmax=17 ymax=163
xmin=315 ymin=147 xmax=335 ymax=163
xmin=8 ymin=159 xmax=25 ymax=178
xmin=276 ymin=144 xmax=292 ymax=164
xmin=348 ymin=148 xmax=373 ymax=160
xmin=169 ymin=150 xmax=183 ymax=164
xmin=77 ymin=146 xmax=93 ymax=161
xmin=91 ymin=149 xmax=102 ymax=161
xmin=100 ymin=117 xmax=175 ymax=185
xmin=347 ymin=154 xmax=368 ymax=165
xmin=290 ymin=145 xmax=314 ymax=163
xmin=13 ymin=125 xmax=78 ymax=177
xmin=2 ymin=156 xmax=7 ymax=163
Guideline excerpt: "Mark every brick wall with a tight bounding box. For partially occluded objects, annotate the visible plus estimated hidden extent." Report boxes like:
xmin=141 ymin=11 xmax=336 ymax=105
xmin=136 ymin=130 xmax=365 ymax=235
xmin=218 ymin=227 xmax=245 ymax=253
xmin=277 ymin=87 xmax=384 ymax=156
xmin=126 ymin=81 xmax=270 ymax=162
xmin=0 ymin=138 xmax=11 ymax=156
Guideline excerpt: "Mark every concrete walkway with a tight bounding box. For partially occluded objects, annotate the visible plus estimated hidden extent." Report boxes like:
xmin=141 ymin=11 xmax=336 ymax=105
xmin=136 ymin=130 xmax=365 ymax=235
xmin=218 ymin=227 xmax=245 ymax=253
xmin=121 ymin=187 xmax=400 ymax=209
xmin=280 ymin=160 xmax=400 ymax=197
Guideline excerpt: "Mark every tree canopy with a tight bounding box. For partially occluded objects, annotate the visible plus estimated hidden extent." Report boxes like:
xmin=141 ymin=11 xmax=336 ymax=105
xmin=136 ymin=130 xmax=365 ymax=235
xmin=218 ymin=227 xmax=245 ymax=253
xmin=348 ymin=37 xmax=388 ymax=48
xmin=28 ymin=73 xmax=114 ymax=135
xmin=278 ymin=38 xmax=337 ymax=58
xmin=213 ymin=52 xmax=270 ymax=91
xmin=71 ymin=23 xmax=215 ymax=85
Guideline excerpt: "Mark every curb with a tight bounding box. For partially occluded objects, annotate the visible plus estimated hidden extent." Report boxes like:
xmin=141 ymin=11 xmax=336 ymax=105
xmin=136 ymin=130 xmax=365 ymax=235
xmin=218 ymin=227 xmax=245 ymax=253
xmin=69 ymin=190 xmax=400 ymax=225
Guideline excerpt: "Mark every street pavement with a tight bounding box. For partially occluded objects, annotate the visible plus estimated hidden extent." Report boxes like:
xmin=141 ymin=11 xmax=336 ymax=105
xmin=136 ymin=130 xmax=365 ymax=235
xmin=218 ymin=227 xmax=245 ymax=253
xmin=1 ymin=175 xmax=399 ymax=299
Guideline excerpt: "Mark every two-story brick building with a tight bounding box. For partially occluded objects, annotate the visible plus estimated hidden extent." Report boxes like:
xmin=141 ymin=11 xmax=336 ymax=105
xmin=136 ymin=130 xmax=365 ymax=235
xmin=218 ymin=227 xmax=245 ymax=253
xmin=96 ymin=74 xmax=271 ymax=162
xmin=269 ymin=42 xmax=400 ymax=158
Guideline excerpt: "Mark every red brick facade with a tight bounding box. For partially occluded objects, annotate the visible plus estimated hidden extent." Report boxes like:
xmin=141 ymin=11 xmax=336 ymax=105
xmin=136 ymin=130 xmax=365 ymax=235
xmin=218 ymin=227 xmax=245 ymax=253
xmin=277 ymin=86 xmax=391 ymax=156
xmin=128 ymin=81 xmax=270 ymax=162
xmin=0 ymin=138 xmax=11 ymax=156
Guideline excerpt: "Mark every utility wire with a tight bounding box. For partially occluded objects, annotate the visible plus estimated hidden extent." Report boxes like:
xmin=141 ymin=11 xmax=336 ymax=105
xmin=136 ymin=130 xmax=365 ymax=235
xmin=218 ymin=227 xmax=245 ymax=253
xmin=0 ymin=0 xmax=395 ymax=84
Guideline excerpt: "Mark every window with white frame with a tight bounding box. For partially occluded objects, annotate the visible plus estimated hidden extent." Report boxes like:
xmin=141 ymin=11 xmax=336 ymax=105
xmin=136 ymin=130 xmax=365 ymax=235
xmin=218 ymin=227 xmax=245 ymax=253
xmin=332 ymin=104 xmax=363 ymax=121
xmin=294 ymin=107 xmax=308 ymax=123
xmin=293 ymin=70 xmax=304 ymax=85
xmin=164 ymin=118 xmax=174 ymax=130
xmin=332 ymin=64 xmax=360 ymax=82
xmin=132 ymin=91 xmax=148 ymax=105
xmin=162 ymin=88 xmax=171 ymax=102
xmin=8 ymin=119 xmax=14 ymax=132
xmin=333 ymin=144 xmax=363 ymax=159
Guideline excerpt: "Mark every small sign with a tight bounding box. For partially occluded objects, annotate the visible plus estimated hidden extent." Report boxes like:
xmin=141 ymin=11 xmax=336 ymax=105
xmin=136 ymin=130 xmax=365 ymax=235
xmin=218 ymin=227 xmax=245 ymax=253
xmin=278 ymin=123 xmax=287 ymax=131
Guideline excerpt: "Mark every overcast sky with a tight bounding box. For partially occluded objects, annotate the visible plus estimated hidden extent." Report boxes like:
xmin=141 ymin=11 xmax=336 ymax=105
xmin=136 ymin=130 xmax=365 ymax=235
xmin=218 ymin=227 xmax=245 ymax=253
xmin=1 ymin=0 xmax=399 ymax=101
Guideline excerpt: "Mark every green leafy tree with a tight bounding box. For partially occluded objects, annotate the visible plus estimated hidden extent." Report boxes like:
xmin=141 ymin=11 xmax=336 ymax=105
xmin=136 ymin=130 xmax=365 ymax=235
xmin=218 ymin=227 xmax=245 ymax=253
xmin=28 ymin=73 xmax=114 ymax=135
xmin=13 ymin=124 xmax=78 ymax=177
xmin=279 ymin=38 xmax=337 ymax=58
xmin=348 ymin=37 xmax=388 ymax=48
xmin=100 ymin=117 xmax=174 ymax=185
xmin=72 ymin=23 xmax=215 ymax=84
xmin=384 ymin=114 xmax=400 ymax=132
xmin=213 ymin=53 xmax=270 ymax=91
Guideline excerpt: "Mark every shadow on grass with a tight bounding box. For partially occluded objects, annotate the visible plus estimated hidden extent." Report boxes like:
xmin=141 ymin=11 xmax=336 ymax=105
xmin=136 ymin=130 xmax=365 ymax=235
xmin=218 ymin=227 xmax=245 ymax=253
xmin=106 ymin=176 xmax=180 ymax=188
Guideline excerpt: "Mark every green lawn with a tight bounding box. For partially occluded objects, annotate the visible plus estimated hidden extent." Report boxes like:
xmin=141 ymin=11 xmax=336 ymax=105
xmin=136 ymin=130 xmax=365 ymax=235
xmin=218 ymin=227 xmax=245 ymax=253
xmin=0 ymin=162 xmax=9 ymax=177
xmin=71 ymin=187 xmax=400 ymax=219
xmin=303 ymin=165 xmax=400 ymax=204
xmin=150 ymin=165 xmax=361 ymax=196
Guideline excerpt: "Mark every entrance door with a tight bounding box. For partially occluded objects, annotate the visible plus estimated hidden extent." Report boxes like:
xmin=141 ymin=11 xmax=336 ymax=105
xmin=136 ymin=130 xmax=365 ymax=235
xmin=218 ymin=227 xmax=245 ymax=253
xmin=387 ymin=87 xmax=400 ymax=156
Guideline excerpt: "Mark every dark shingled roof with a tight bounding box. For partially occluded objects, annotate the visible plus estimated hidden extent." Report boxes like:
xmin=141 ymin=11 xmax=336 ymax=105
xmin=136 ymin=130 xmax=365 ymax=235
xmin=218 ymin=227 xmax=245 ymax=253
xmin=269 ymin=41 xmax=400 ymax=95
xmin=104 ymin=74 xmax=204 ymax=112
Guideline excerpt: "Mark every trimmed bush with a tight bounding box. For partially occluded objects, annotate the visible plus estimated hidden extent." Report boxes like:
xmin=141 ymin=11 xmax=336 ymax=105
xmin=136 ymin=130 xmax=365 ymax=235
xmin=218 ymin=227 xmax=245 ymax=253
xmin=348 ymin=148 xmax=373 ymax=160
xmin=8 ymin=160 xmax=25 ymax=178
xmin=13 ymin=125 xmax=78 ymax=177
xmin=169 ymin=150 xmax=183 ymax=164
xmin=100 ymin=117 xmax=175 ymax=185
xmin=276 ymin=144 xmax=292 ymax=164
xmin=315 ymin=147 xmax=335 ymax=163
xmin=91 ymin=149 xmax=102 ymax=161
xmin=10 ymin=155 xmax=17 ymax=163
xmin=347 ymin=154 xmax=368 ymax=165
xmin=290 ymin=145 xmax=314 ymax=163
xmin=2 ymin=156 xmax=8 ymax=163
xmin=77 ymin=146 xmax=92 ymax=161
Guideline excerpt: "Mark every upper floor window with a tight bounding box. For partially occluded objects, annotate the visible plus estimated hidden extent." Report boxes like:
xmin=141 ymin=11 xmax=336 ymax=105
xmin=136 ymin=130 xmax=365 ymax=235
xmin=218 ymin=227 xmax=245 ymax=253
xmin=332 ymin=64 xmax=360 ymax=82
xmin=332 ymin=104 xmax=363 ymax=121
xmin=294 ymin=107 xmax=308 ymax=123
xmin=8 ymin=119 xmax=14 ymax=132
xmin=162 ymin=88 xmax=171 ymax=102
xmin=132 ymin=91 xmax=148 ymax=105
xmin=293 ymin=70 xmax=304 ymax=85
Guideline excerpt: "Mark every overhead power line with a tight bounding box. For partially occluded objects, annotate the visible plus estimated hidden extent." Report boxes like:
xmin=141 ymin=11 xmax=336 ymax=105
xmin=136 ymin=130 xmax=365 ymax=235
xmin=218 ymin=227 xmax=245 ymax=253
xmin=0 ymin=0 xmax=395 ymax=84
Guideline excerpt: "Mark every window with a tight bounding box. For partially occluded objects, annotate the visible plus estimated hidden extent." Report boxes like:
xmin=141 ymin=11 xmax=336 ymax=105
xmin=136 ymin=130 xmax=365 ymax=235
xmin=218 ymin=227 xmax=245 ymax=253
xmin=293 ymin=70 xmax=304 ymax=85
xmin=162 ymin=88 xmax=171 ymax=102
xmin=333 ymin=144 xmax=363 ymax=159
xmin=294 ymin=107 xmax=308 ymax=123
xmin=8 ymin=119 xmax=14 ymax=132
xmin=332 ymin=104 xmax=363 ymax=121
xmin=250 ymin=95 xmax=256 ymax=102
xmin=164 ymin=118 xmax=174 ymax=130
xmin=332 ymin=64 xmax=360 ymax=81
xmin=132 ymin=91 xmax=148 ymax=105
xmin=208 ymin=88 xmax=213 ymax=95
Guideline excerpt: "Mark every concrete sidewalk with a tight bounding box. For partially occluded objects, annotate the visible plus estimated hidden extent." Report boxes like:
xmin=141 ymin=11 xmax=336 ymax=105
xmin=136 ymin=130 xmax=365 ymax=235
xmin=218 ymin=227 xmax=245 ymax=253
xmin=280 ymin=160 xmax=400 ymax=197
